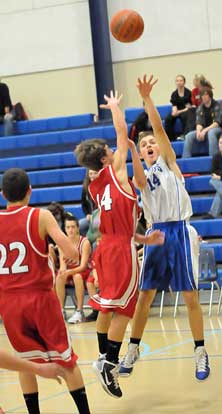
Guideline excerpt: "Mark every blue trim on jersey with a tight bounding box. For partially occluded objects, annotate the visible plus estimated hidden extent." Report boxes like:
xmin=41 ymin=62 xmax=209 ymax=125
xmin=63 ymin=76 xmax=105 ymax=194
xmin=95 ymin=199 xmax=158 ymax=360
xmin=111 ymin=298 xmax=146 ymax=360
xmin=139 ymin=220 xmax=196 ymax=292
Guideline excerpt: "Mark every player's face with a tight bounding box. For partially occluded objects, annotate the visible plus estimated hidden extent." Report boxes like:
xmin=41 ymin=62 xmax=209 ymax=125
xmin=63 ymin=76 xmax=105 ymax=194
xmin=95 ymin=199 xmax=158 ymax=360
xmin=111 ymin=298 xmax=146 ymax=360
xmin=139 ymin=135 xmax=160 ymax=166
xmin=88 ymin=170 xmax=99 ymax=181
xmin=65 ymin=221 xmax=79 ymax=237
xmin=102 ymin=145 xmax=114 ymax=166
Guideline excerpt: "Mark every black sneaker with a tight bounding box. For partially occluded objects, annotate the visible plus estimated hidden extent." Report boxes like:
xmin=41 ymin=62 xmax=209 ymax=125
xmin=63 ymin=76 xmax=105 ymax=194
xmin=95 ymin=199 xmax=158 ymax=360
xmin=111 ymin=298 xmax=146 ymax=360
xmin=85 ymin=309 xmax=98 ymax=322
xmin=93 ymin=359 xmax=122 ymax=398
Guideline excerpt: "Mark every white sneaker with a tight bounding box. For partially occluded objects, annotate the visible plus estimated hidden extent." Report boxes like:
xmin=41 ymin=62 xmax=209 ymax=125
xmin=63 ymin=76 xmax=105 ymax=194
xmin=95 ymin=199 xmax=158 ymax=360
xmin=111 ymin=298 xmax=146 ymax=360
xmin=195 ymin=346 xmax=210 ymax=380
xmin=119 ymin=343 xmax=140 ymax=376
xmin=68 ymin=310 xmax=85 ymax=324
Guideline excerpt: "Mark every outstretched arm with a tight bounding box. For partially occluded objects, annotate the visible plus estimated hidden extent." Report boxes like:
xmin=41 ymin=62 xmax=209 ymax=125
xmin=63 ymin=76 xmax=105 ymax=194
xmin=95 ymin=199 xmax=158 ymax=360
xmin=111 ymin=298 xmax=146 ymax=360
xmin=100 ymin=91 xmax=128 ymax=173
xmin=0 ymin=350 xmax=64 ymax=382
xmin=137 ymin=75 xmax=182 ymax=179
xmin=128 ymin=139 xmax=147 ymax=190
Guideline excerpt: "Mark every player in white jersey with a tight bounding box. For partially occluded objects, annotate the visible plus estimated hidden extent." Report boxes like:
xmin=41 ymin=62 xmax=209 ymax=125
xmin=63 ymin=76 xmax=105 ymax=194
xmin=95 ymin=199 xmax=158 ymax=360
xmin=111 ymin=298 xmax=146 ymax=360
xmin=119 ymin=74 xmax=210 ymax=381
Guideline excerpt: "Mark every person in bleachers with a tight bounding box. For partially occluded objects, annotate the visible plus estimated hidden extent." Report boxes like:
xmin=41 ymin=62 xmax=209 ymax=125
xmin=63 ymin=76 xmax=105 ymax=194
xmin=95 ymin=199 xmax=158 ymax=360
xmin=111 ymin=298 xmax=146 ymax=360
xmin=0 ymin=80 xmax=14 ymax=136
xmin=203 ymin=134 xmax=222 ymax=219
xmin=182 ymin=87 xmax=222 ymax=158
xmin=79 ymin=169 xmax=99 ymax=236
xmin=47 ymin=202 xmax=71 ymax=272
xmin=56 ymin=215 xmax=91 ymax=324
xmin=164 ymin=74 xmax=192 ymax=141
xmin=182 ymin=74 xmax=207 ymax=136
xmin=129 ymin=102 xmax=151 ymax=144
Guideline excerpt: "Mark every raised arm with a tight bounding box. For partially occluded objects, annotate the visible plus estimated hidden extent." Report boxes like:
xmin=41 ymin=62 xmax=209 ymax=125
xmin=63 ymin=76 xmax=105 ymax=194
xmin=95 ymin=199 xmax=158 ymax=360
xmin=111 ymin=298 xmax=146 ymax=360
xmin=128 ymin=139 xmax=147 ymax=190
xmin=100 ymin=91 xmax=128 ymax=173
xmin=137 ymin=75 xmax=182 ymax=179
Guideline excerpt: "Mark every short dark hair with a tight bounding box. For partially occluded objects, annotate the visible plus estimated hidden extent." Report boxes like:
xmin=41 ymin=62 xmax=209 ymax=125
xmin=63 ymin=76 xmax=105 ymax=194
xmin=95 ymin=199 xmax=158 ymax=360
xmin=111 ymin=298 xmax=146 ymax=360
xmin=1 ymin=168 xmax=30 ymax=202
xmin=64 ymin=214 xmax=79 ymax=227
xmin=75 ymin=139 xmax=107 ymax=171
xmin=200 ymin=87 xmax=213 ymax=99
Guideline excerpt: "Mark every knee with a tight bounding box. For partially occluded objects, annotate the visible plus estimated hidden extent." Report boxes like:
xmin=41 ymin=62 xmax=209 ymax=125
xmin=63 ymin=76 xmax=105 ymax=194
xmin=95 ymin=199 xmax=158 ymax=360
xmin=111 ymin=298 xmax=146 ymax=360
xmin=137 ymin=291 xmax=154 ymax=310
xmin=183 ymin=292 xmax=199 ymax=310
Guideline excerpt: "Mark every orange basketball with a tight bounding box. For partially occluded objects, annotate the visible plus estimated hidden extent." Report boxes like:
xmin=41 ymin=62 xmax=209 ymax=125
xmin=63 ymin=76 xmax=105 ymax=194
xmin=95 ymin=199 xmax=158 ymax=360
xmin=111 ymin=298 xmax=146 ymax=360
xmin=110 ymin=9 xmax=144 ymax=43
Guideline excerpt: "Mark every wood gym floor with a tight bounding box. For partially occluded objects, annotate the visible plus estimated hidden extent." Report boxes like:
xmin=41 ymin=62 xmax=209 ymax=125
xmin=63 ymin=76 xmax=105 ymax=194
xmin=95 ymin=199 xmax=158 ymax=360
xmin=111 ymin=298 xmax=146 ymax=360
xmin=0 ymin=305 xmax=222 ymax=414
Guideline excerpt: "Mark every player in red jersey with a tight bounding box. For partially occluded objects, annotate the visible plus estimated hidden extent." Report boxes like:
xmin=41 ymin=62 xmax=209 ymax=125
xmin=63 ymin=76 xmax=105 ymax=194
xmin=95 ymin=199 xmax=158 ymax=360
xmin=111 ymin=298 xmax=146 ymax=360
xmin=0 ymin=168 xmax=91 ymax=414
xmin=75 ymin=91 xmax=165 ymax=398
xmin=56 ymin=215 xmax=91 ymax=323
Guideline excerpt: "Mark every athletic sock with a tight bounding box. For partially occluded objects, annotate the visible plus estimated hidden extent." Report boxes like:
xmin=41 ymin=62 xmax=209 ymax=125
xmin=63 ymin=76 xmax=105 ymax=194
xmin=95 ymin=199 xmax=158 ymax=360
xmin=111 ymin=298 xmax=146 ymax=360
xmin=97 ymin=332 xmax=108 ymax=355
xmin=23 ymin=392 xmax=40 ymax=414
xmin=70 ymin=387 xmax=91 ymax=414
xmin=194 ymin=340 xmax=205 ymax=349
xmin=106 ymin=339 xmax=122 ymax=364
xmin=130 ymin=337 xmax=141 ymax=346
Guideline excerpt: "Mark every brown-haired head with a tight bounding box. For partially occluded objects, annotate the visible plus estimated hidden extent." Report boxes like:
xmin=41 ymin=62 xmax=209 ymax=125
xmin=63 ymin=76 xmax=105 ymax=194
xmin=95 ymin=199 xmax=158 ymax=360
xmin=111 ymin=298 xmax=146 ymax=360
xmin=75 ymin=139 xmax=107 ymax=171
xmin=200 ymin=87 xmax=213 ymax=99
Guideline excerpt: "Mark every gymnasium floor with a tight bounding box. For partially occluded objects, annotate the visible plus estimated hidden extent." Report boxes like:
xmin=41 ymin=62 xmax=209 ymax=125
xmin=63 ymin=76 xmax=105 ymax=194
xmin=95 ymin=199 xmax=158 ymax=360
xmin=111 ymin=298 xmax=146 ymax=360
xmin=0 ymin=305 xmax=222 ymax=413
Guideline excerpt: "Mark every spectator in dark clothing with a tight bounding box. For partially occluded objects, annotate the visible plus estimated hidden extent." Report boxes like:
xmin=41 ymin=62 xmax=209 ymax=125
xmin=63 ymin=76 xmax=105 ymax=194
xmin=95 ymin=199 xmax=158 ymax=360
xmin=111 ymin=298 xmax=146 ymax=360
xmin=203 ymin=135 xmax=222 ymax=219
xmin=182 ymin=87 xmax=222 ymax=158
xmin=0 ymin=81 xmax=14 ymax=136
xmin=129 ymin=104 xmax=151 ymax=144
xmin=164 ymin=75 xmax=192 ymax=140
xmin=79 ymin=170 xmax=99 ymax=236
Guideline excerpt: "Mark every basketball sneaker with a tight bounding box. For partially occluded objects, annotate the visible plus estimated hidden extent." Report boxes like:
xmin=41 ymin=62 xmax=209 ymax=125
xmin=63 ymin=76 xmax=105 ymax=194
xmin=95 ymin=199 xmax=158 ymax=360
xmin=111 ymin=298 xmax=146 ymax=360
xmin=93 ymin=359 xmax=122 ymax=398
xmin=119 ymin=343 xmax=140 ymax=376
xmin=68 ymin=310 xmax=85 ymax=324
xmin=195 ymin=346 xmax=210 ymax=380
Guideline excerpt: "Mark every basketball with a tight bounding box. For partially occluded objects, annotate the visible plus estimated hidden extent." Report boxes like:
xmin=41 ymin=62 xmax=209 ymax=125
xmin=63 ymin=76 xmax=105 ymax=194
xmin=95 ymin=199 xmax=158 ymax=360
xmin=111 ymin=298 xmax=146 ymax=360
xmin=110 ymin=9 xmax=144 ymax=43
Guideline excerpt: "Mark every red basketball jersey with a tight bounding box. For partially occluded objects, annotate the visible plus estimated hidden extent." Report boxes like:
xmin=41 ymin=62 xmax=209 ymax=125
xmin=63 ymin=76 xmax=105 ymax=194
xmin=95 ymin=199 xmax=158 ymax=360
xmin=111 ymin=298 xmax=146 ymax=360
xmin=89 ymin=164 xmax=139 ymax=237
xmin=0 ymin=206 xmax=54 ymax=292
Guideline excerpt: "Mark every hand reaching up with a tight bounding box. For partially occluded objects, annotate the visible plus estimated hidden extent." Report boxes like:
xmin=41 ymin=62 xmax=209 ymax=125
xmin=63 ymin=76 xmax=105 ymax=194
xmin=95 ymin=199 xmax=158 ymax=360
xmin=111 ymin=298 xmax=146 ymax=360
xmin=137 ymin=74 xmax=158 ymax=100
xmin=100 ymin=90 xmax=123 ymax=110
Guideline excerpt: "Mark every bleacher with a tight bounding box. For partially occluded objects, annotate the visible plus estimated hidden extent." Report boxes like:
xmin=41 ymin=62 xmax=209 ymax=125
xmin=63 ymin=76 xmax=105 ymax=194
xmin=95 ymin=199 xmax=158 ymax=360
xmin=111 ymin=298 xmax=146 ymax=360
xmin=0 ymin=108 xmax=221 ymax=284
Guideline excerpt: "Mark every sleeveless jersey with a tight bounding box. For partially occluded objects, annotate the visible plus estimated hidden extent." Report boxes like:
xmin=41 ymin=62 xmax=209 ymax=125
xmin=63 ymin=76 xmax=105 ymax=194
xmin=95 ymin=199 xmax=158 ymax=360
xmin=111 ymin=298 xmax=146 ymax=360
xmin=141 ymin=156 xmax=192 ymax=223
xmin=67 ymin=235 xmax=91 ymax=271
xmin=89 ymin=164 xmax=139 ymax=237
xmin=0 ymin=206 xmax=54 ymax=292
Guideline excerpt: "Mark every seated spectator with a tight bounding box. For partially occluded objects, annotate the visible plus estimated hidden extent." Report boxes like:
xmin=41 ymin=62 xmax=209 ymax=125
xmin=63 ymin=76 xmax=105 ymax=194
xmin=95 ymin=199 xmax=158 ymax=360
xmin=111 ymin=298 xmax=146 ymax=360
xmin=47 ymin=202 xmax=71 ymax=271
xmin=79 ymin=169 xmax=99 ymax=235
xmin=191 ymin=74 xmax=206 ymax=106
xmin=0 ymin=81 xmax=14 ymax=136
xmin=203 ymin=134 xmax=222 ymax=219
xmin=183 ymin=74 xmax=207 ymax=135
xmin=164 ymin=74 xmax=192 ymax=141
xmin=56 ymin=215 xmax=91 ymax=324
xmin=129 ymin=103 xmax=151 ymax=144
xmin=182 ymin=87 xmax=222 ymax=158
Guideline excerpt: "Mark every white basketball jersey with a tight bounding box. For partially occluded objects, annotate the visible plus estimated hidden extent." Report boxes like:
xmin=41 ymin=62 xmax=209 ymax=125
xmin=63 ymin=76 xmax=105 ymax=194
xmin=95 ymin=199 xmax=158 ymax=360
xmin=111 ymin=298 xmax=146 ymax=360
xmin=141 ymin=156 xmax=192 ymax=223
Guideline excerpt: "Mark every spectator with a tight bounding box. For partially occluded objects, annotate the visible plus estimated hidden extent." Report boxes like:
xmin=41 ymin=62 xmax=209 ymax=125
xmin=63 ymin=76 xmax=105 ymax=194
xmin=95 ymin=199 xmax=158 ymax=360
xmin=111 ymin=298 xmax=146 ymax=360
xmin=191 ymin=74 xmax=206 ymax=106
xmin=203 ymin=134 xmax=222 ymax=219
xmin=164 ymin=74 xmax=192 ymax=141
xmin=47 ymin=202 xmax=71 ymax=271
xmin=56 ymin=215 xmax=91 ymax=324
xmin=182 ymin=74 xmax=207 ymax=137
xmin=182 ymin=87 xmax=222 ymax=158
xmin=79 ymin=169 xmax=99 ymax=235
xmin=129 ymin=102 xmax=151 ymax=144
xmin=0 ymin=81 xmax=14 ymax=136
